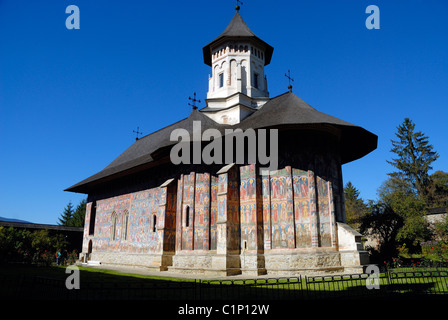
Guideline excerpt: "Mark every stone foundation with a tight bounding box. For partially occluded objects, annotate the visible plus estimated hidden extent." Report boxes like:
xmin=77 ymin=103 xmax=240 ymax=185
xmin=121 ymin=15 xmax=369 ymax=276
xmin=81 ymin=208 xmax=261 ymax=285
xmin=79 ymin=223 xmax=369 ymax=277
xmin=263 ymin=249 xmax=343 ymax=276
xmin=82 ymin=251 xmax=174 ymax=271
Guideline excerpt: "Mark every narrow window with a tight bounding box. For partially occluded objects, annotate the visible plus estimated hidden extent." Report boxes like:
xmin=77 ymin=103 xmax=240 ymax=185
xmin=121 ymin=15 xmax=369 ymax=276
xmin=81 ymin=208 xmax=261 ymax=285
xmin=111 ymin=212 xmax=117 ymax=241
xmin=185 ymin=206 xmax=190 ymax=227
xmin=88 ymin=201 xmax=96 ymax=235
xmin=219 ymin=73 xmax=224 ymax=88
xmin=153 ymin=214 xmax=157 ymax=233
xmin=123 ymin=211 xmax=129 ymax=240
xmin=253 ymin=73 xmax=259 ymax=89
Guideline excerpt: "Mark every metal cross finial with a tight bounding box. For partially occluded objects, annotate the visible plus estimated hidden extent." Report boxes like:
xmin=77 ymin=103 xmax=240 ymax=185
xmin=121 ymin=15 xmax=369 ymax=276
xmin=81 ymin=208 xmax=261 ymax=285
xmin=236 ymin=0 xmax=243 ymax=12
xmin=133 ymin=126 xmax=143 ymax=141
xmin=285 ymin=69 xmax=294 ymax=92
xmin=188 ymin=92 xmax=201 ymax=110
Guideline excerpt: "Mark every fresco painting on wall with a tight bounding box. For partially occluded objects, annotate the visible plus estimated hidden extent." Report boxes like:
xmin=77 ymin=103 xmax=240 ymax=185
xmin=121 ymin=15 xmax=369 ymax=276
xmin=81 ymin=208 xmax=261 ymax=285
xmin=240 ymin=164 xmax=257 ymax=250
xmin=270 ymin=167 xmax=295 ymax=249
xmin=293 ymin=169 xmax=311 ymax=248
xmin=194 ymin=173 xmax=210 ymax=250
xmin=316 ymin=176 xmax=332 ymax=247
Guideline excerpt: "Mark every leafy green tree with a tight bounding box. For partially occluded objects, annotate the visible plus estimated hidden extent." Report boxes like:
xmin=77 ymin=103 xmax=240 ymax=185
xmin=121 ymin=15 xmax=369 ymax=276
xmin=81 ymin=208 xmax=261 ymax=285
xmin=344 ymin=182 xmax=367 ymax=229
xmin=427 ymin=171 xmax=448 ymax=207
xmin=378 ymin=176 xmax=431 ymax=252
xmin=387 ymin=118 xmax=439 ymax=201
xmin=360 ymin=201 xmax=403 ymax=262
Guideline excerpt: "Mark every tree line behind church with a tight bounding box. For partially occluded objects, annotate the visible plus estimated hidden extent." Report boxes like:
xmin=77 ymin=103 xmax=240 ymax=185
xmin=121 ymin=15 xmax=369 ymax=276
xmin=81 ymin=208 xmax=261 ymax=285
xmin=345 ymin=118 xmax=448 ymax=265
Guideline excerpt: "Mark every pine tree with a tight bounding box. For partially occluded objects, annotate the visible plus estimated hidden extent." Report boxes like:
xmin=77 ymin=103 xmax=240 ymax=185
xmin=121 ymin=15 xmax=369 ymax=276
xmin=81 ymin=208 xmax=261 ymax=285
xmin=344 ymin=182 xmax=367 ymax=228
xmin=59 ymin=201 xmax=74 ymax=226
xmin=71 ymin=199 xmax=87 ymax=227
xmin=387 ymin=118 xmax=439 ymax=200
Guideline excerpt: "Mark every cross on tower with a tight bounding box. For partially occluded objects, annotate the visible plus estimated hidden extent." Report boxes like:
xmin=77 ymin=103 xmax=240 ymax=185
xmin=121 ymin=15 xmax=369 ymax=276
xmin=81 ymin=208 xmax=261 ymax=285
xmin=235 ymin=0 xmax=243 ymax=12
xmin=285 ymin=69 xmax=294 ymax=92
xmin=188 ymin=92 xmax=201 ymax=110
xmin=133 ymin=126 xmax=142 ymax=141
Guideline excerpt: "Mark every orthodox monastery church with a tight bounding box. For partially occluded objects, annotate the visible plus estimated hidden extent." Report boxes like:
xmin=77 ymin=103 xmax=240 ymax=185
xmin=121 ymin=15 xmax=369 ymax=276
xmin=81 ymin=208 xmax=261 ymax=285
xmin=66 ymin=7 xmax=377 ymax=276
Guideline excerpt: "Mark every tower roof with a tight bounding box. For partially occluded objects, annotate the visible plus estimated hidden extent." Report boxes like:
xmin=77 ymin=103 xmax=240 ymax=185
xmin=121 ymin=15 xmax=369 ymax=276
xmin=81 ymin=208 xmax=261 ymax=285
xmin=203 ymin=11 xmax=274 ymax=66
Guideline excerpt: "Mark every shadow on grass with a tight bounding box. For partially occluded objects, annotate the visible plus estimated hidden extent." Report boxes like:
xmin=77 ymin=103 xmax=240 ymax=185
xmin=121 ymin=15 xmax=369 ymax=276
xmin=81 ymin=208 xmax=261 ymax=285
xmin=0 ymin=264 xmax=446 ymax=300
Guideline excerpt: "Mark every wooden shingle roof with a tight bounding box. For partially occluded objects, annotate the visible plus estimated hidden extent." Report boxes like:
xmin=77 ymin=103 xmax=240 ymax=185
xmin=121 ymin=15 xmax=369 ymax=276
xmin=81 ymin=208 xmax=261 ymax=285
xmin=65 ymin=92 xmax=377 ymax=194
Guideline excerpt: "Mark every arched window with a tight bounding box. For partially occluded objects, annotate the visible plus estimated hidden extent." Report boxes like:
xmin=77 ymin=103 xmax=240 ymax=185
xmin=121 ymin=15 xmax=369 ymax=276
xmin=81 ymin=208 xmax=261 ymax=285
xmin=122 ymin=211 xmax=129 ymax=240
xmin=185 ymin=206 xmax=190 ymax=227
xmin=152 ymin=214 xmax=157 ymax=233
xmin=110 ymin=212 xmax=118 ymax=241
xmin=219 ymin=73 xmax=224 ymax=88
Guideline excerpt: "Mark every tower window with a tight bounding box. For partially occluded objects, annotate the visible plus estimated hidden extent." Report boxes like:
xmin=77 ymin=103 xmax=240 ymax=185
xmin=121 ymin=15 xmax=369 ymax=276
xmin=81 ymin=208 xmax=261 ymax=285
xmin=219 ymin=73 xmax=224 ymax=88
xmin=253 ymin=73 xmax=259 ymax=89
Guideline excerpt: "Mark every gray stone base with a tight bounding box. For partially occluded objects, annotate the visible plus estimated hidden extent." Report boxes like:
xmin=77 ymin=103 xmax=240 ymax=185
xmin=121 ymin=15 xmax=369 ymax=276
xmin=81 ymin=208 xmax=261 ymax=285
xmin=87 ymin=251 xmax=174 ymax=271
xmin=263 ymin=250 xmax=344 ymax=276
xmin=80 ymin=247 xmax=369 ymax=277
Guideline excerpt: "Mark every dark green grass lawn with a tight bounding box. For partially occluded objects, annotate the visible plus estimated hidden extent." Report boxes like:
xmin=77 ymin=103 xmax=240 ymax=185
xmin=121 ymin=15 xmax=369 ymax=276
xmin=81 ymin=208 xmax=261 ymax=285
xmin=0 ymin=264 xmax=197 ymax=300
xmin=1 ymin=264 xmax=446 ymax=300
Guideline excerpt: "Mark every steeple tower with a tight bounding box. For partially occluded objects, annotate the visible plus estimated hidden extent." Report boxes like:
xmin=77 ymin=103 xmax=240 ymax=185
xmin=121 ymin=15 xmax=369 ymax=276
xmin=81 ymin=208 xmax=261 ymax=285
xmin=201 ymin=8 xmax=274 ymax=124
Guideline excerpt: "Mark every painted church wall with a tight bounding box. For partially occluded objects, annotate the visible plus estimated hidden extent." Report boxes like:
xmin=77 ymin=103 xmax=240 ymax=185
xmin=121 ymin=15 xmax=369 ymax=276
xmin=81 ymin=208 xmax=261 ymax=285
xmin=85 ymin=187 xmax=163 ymax=254
xmin=269 ymin=167 xmax=295 ymax=249
xmin=240 ymin=164 xmax=257 ymax=250
xmin=210 ymin=175 xmax=218 ymax=250
xmin=194 ymin=173 xmax=210 ymax=250
xmin=83 ymin=148 xmax=343 ymax=259
xmin=181 ymin=172 xmax=195 ymax=250
xmin=177 ymin=171 xmax=218 ymax=251
xmin=162 ymin=182 xmax=177 ymax=252
xmin=292 ymin=168 xmax=312 ymax=248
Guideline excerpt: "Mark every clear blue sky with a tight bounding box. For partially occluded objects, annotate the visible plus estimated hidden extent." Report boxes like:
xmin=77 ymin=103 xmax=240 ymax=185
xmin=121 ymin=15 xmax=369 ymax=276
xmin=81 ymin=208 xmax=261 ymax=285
xmin=1 ymin=0 xmax=447 ymax=224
